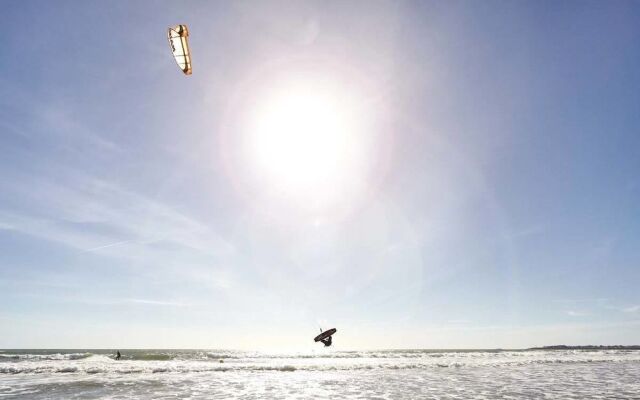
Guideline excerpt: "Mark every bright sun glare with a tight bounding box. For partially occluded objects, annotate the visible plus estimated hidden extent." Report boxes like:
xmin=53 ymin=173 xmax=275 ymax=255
xmin=244 ymin=81 xmax=368 ymax=208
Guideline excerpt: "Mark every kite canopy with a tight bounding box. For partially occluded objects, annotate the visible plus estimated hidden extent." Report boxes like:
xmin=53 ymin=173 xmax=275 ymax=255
xmin=167 ymin=24 xmax=192 ymax=75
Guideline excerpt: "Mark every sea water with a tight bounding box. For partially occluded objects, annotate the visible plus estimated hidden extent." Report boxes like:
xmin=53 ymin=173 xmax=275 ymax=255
xmin=1 ymin=349 xmax=639 ymax=399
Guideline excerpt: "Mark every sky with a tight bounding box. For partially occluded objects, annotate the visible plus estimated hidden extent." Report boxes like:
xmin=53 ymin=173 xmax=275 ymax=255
xmin=1 ymin=0 xmax=639 ymax=350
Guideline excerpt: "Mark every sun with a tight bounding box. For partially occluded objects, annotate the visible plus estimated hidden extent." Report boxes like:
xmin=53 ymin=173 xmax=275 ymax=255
xmin=220 ymin=63 xmax=388 ymax=218
xmin=243 ymin=81 xmax=367 ymax=207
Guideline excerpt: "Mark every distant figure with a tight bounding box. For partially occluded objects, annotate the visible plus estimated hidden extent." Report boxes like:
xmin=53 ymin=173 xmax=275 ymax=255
xmin=116 ymin=350 xmax=121 ymax=360
xmin=321 ymin=336 xmax=332 ymax=347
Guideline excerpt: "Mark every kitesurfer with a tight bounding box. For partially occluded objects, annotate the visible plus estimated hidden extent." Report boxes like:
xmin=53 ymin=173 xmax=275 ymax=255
xmin=315 ymin=328 xmax=336 ymax=347
xmin=116 ymin=350 xmax=121 ymax=360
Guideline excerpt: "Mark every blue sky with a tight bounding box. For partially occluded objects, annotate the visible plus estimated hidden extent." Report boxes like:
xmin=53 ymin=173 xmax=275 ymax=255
xmin=1 ymin=0 xmax=639 ymax=349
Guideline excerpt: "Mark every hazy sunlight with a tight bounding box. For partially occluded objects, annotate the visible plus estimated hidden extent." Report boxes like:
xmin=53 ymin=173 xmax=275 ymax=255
xmin=238 ymin=77 xmax=374 ymax=214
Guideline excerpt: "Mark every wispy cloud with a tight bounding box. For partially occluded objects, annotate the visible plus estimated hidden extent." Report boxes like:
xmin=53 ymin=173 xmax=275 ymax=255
xmin=8 ymin=291 xmax=198 ymax=308
xmin=83 ymin=240 xmax=136 ymax=252
xmin=506 ymin=224 xmax=546 ymax=239
xmin=566 ymin=310 xmax=589 ymax=317
xmin=446 ymin=319 xmax=470 ymax=325
xmin=0 ymin=167 xmax=239 ymax=298
xmin=555 ymin=299 xmax=606 ymax=318
xmin=0 ymin=221 xmax=14 ymax=230
xmin=0 ymin=80 xmax=122 ymax=157
xmin=622 ymin=305 xmax=640 ymax=313
xmin=123 ymin=298 xmax=195 ymax=307
xmin=0 ymin=78 xmax=235 ymax=267
xmin=554 ymin=298 xmax=609 ymax=304
xmin=0 ymin=172 xmax=235 ymax=260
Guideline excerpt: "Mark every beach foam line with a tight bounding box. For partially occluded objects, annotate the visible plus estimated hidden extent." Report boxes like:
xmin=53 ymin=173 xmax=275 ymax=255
xmin=0 ymin=353 xmax=92 ymax=361
xmin=3 ymin=358 xmax=640 ymax=375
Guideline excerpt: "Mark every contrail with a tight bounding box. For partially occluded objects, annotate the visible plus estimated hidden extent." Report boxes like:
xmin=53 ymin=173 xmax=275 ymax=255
xmin=83 ymin=240 xmax=134 ymax=252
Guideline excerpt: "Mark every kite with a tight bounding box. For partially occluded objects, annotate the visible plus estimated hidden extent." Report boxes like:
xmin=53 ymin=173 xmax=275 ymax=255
xmin=167 ymin=24 xmax=192 ymax=75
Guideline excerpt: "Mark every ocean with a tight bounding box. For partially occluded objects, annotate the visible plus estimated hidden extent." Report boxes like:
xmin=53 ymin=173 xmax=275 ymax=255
xmin=1 ymin=349 xmax=639 ymax=399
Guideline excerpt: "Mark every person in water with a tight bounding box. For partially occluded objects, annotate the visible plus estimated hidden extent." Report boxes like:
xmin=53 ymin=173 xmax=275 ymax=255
xmin=321 ymin=336 xmax=332 ymax=347
xmin=116 ymin=350 xmax=121 ymax=360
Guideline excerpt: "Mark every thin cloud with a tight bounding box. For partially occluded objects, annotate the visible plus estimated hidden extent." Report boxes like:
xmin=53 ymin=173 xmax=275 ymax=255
xmin=554 ymin=298 xmax=609 ymax=304
xmin=124 ymin=298 xmax=194 ymax=307
xmin=566 ymin=310 xmax=589 ymax=317
xmin=83 ymin=240 xmax=136 ymax=252
xmin=507 ymin=224 xmax=546 ymax=239
xmin=0 ymin=172 xmax=235 ymax=260
xmin=5 ymin=291 xmax=197 ymax=308
xmin=0 ymin=221 xmax=14 ymax=230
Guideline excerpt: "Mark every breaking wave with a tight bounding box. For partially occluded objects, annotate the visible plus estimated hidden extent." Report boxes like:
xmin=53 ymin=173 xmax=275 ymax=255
xmin=4 ymin=349 xmax=640 ymax=399
xmin=2 ymin=357 xmax=639 ymax=375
